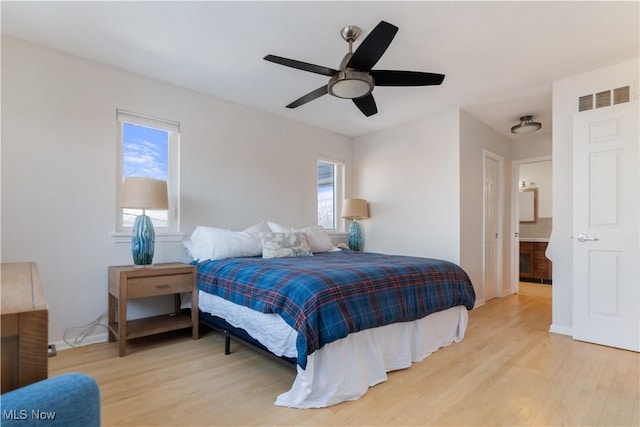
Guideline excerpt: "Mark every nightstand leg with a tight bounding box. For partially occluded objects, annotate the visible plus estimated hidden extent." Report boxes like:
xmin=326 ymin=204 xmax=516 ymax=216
xmin=192 ymin=290 xmax=199 ymax=340
xmin=108 ymin=294 xmax=116 ymax=342
xmin=118 ymin=296 xmax=127 ymax=357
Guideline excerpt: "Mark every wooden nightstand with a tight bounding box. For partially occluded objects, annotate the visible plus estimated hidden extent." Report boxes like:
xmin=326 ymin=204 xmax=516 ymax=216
xmin=108 ymin=263 xmax=198 ymax=357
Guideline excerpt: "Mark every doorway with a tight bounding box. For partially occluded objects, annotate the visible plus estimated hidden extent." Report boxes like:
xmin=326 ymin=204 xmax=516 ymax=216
xmin=511 ymin=156 xmax=552 ymax=295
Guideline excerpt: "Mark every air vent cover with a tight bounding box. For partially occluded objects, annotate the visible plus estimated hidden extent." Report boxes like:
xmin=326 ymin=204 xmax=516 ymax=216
xmin=596 ymin=90 xmax=611 ymax=108
xmin=578 ymin=85 xmax=631 ymax=112
xmin=613 ymin=86 xmax=630 ymax=105
xmin=579 ymin=94 xmax=593 ymax=112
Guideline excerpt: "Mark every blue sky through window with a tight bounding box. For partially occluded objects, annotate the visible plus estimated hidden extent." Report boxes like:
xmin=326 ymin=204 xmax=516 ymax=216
xmin=123 ymin=123 xmax=168 ymax=180
xmin=122 ymin=123 xmax=169 ymax=228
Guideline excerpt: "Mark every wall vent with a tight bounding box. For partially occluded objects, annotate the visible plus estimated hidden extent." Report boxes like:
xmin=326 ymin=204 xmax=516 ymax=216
xmin=613 ymin=86 xmax=630 ymax=105
xmin=578 ymin=85 xmax=631 ymax=112
xmin=578 ymin=94 xmax=593 ymax=112
xmin=596 ymin=90 xmax=611 ymax=108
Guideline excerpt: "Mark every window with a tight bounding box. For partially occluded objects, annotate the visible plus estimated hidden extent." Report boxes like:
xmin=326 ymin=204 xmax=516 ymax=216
xmin=116 ymin=110 xmax=180 ymax=233
xmin=317 ymin=157 xmax=344 ymax=231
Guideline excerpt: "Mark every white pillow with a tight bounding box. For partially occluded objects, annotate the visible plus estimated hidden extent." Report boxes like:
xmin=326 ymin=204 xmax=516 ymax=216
xmin=266 ymin=222 xmax=335 ymax=253
xmin=184 ymin=226 xmax=263 ymax=261
xmin=243 ymin=221 xmax=271 ymax=235
xmin=300 ymin=225 xmax=334 ymax=253
xmin=266 ymin=221 xmax=292 ymax=233
xmin=260 ymin=232 xmax=313 ymax=259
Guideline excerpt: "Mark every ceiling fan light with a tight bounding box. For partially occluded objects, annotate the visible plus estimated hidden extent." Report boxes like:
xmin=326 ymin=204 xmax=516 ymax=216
xmin=328 ymin=71 xmax=374 ymax=99
xmin=511 ymin=115 xmax=542 ymax=134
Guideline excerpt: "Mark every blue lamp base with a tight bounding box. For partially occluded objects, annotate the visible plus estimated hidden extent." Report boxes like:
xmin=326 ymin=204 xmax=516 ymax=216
xmin=347 ymin=220 xmax=363 ymax=251
xmin=131 ymin=214 xmax=155 ymax=266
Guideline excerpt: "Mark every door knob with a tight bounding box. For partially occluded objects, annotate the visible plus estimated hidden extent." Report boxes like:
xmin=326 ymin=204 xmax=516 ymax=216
xmin=577 ymin=234 xmax=599 ymax=242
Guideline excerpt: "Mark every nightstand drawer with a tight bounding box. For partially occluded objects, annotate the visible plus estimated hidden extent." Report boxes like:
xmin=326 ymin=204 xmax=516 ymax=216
xmin=127 ymin=273 xmax=193 ymax=298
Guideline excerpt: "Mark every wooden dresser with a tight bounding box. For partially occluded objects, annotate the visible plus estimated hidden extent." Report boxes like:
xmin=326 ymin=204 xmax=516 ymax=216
xmin=519 ymin=241 xmax=552 ymax=283
xmin=1 ymin=262 xmax=49 ymax=392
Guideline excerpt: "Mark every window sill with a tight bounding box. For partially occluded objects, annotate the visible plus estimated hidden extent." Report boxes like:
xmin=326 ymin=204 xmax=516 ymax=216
xmin=328 ymin=231 xmax=347 ymax=238
xmin=110 ymin=231 xmax=185 ymax=243
xmin=327 ymin=231 xmax=347 ymax=245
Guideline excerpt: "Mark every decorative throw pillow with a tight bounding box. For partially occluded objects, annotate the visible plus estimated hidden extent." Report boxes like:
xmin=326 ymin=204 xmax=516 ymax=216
xmin=300 ymin=225 xmax=334 ymax=253
xmin=260 ymin=232 xmax=313 ymax=259
xmin=266 ymin=222 xmax=336 ymax=253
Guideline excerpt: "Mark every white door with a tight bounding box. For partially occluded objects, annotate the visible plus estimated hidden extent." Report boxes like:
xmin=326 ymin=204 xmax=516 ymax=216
xmin=484 ymin=153 xmax=500 ymax=300
xmin=573 ymin=101 xmax=639 ymax=351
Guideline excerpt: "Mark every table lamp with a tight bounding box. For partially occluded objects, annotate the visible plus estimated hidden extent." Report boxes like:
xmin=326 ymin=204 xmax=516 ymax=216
xmin=342 ymin=198 xmax=369 ymax=251
xmin=121 ymin=177 xmax=168 ymax=266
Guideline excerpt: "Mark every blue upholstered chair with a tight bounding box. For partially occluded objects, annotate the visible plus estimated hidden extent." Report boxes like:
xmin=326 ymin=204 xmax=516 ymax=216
xmin=0 ymin=372 xmax=100 ymax=427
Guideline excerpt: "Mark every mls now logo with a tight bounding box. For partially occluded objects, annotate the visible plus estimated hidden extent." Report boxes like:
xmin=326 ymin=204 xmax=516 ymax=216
xmin=3 ymin=409 xmax=56 ymax=420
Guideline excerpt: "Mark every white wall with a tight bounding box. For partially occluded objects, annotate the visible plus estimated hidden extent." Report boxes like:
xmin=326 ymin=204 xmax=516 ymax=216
xmin=550 ymin=58 xmax=639 ymax=335
xmin=520 ymin=161 xmax=552 ymax=218
xmin=352 ymin=110 xmax=461 ymax=263
xmin=1 ymin=36 xmax=352 ymax=346
xmin=459 ymin=111 xmax=512 ymax=303
xmin=512 ymin=132 xmax=552 ymax=160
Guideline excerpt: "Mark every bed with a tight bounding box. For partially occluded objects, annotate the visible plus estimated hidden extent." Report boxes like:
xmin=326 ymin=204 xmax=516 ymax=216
xmin=189 ymin=236 xmax=476 ymax=408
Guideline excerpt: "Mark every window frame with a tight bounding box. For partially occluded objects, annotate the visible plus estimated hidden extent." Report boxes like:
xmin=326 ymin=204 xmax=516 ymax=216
xmin=112 ymin=110 xmax=182 ymax=242
xmin=317 ymin=155 xmax=345 ymax=233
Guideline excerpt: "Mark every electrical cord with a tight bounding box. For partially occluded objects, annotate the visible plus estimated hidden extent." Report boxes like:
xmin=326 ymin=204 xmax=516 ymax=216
xmin=63 ymin=315 xmax=109 ymax=348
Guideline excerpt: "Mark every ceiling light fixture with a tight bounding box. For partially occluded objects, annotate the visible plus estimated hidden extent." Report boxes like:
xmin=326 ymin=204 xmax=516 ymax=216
xmin=328 ymin=71 xmax=374 ymax=99
xmin=327 ymin=25 xmax=375 ymax=100
xmin=511 ymin=115 xmax=542 ymax=135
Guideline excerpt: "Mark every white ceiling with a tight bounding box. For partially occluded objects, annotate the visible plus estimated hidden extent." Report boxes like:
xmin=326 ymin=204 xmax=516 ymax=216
xmin=2 ymin=1 xmax=638 ymax=139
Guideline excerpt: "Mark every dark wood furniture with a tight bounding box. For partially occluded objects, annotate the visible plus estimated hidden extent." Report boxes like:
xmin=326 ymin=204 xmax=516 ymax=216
xmin=108 ymin=263 xmax=198 ymax=356
xmin=519 ymin=241 xmax=552 ymax=283
xmin=1 ymin=262 xmax=48 ymax=392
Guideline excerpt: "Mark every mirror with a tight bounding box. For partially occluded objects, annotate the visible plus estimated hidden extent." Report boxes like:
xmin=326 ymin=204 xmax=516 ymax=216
xmin=519 ymin=188 xmax=538 ymax=223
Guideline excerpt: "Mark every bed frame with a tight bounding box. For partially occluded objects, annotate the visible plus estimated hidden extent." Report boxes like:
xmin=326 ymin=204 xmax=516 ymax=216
xmin=196 ymin=309 xmax=296 ymax=368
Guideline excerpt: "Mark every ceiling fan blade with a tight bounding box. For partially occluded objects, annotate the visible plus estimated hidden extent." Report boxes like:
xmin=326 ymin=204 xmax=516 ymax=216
xmin=264 ymin=55 xmax=338 ymax=77
xmin=347 ymin=21 xmax=398 ymax=71
xmin=286 ymin=85 xmax=329 ymax=108
xmin=352 ymin=94 xmax=378 ymax=117
xmin=371 ymin=70 xmax=445 ymax=86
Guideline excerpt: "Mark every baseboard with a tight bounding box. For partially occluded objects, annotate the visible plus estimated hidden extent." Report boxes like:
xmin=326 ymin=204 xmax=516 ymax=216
xmin=52 ymin=332 xmax=109 ymax=352
xmin=520 ymin=278 xmax=552 ymax=285
xmin=549 ymin=324 xmax=572 ymax=336
xmin=472 ymin=299 xmax=486 ymax=308
xmin=501 ymin=289 xmax=514 ymax=297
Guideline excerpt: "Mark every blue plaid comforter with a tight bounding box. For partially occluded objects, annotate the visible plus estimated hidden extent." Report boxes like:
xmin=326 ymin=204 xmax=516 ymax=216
xmin=197 ymin=250 xmax=475 ymax=369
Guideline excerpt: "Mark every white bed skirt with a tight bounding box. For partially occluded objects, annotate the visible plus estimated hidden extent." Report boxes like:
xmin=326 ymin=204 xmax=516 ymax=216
xmin=193 ymin=291 xmax=468 ymax=409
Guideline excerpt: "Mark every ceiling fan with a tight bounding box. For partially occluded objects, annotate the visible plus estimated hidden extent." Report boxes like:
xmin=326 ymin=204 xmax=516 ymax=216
xmin=264 ymin=21 xmax=445 ymax=117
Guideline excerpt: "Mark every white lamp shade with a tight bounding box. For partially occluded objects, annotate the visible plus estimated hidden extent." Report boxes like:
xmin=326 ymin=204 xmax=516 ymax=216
xmin=121 ymin=177 xmax=168 ymax=210
xmin=342 ymin=198 xmax=369 ymax=220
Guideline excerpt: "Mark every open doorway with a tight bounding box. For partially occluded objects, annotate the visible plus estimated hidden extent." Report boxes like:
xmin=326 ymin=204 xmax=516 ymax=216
xmin=513 ymin=156 xmax=552 ymax=297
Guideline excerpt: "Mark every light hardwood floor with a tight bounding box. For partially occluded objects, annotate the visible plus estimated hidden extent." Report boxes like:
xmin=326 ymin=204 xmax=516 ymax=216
xmin=49 ymin=294 xmax=639 ymax=426
xmin=518 ymin=282 xmax=552 ymax=298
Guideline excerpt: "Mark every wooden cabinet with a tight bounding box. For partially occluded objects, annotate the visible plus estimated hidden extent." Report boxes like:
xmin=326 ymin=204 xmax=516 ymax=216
xmin=1 ymin=262 xmax=48 ymax=392
xmin=108 ymin=263 xmax=198 ymax=357
xmin=519 ymin=241 xmax=552 ymax=283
